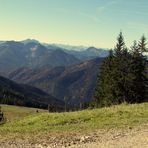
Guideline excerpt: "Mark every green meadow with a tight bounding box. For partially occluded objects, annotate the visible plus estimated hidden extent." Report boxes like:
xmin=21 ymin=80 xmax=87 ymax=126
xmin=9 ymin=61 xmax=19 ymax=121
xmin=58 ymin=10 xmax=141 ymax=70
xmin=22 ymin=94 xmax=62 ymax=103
xmin=0 ymin=103 xmax=148 ymax=134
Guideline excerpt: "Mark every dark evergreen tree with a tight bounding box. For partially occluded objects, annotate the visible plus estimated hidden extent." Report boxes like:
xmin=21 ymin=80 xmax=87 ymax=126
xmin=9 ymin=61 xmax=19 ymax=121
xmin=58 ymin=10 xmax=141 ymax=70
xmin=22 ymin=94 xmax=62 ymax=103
xmin=114 ymin=32 xmax=125 ymax=56
xmin=138 ymin=35 xmax=147 ymax=53
xmin=113 ymin=32 xmax=132 ymax=103
xmin=94 ymin=49 xmax=115 ymax=107
xmin=129 ymin=37 xmax=148 ymax=102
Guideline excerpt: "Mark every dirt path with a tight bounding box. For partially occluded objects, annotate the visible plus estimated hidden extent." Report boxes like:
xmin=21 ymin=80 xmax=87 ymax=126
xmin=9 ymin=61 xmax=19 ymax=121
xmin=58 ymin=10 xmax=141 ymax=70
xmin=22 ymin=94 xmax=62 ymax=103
xmin=0 ymin=126 xmax=148 ymax=148
xmin=70 ymin=128 xmax=148 ymax=148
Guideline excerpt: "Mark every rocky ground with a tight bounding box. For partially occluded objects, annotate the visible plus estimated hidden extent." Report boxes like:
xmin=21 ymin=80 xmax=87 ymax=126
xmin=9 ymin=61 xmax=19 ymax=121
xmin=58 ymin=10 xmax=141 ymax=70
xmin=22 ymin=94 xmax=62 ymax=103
xmin=0 ymin=126 xmax=148 ymax=148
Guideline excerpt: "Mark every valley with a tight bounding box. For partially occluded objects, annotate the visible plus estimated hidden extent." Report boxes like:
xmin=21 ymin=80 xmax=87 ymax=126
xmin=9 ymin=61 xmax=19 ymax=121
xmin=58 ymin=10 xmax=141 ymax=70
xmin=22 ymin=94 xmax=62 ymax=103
xmin=9 ymin=57 xmax=104 ymax=106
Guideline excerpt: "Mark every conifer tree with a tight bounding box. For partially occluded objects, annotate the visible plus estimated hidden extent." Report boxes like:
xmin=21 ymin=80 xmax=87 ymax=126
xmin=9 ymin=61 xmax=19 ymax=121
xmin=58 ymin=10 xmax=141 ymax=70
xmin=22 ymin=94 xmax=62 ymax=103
xmin=114 ymin=32 xmax=125 ymax=56
xmin=138 ymin=35 xmax=147 ymax=53
xmin=94 ymin=49 xmax=115 ymax=107
xmin=111 ymin=32 xmax=129 ymax=103
xmin=129 ymin=37 xmax=148 ymax=102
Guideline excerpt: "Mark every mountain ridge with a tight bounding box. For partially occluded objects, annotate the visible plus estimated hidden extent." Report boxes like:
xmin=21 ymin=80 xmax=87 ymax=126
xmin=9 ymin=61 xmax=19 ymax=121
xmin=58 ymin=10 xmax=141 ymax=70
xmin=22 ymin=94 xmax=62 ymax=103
xmin=0 ymin=75 xmax=63 ymax=109
xmin=9 ymin=57 xmax=104 ymax=106
xmin=0 ymin=40 xmax=81 ymax=74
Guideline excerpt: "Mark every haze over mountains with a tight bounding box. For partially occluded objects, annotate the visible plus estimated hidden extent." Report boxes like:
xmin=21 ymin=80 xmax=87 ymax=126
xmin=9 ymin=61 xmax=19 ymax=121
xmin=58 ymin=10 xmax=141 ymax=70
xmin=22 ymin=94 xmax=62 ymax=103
xmin=0 ymin=39 xmax=109 ymax=108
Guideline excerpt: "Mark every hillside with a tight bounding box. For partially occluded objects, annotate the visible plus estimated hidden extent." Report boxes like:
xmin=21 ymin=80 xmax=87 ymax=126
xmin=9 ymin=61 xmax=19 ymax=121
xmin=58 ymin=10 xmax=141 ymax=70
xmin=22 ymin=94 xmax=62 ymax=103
xmin=0 ymin=103 xmax=147 ymax=147
xmin=0 ymin=41 xmax=27 ymax=73
xmin=1 ymin=103 xmax=147 ymax=132
xmin=9 ymin=58 xmax=104 ymax=106
xmin=0 ymin=76 xmax=63 ymax=109
xmin=0 ymin=105 xmax=47 ymax=121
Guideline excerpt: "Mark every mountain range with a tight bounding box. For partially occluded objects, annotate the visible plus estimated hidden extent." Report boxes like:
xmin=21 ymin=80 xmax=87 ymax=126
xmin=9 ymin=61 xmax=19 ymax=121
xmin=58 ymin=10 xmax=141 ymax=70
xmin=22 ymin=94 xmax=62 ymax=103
xmin=0 ymin=39 xmax=108 ymax=108
xmin=0 ymin=39 xmax=108 ymax=74
xmin=0 ymin=41 xmax=80 ymax=74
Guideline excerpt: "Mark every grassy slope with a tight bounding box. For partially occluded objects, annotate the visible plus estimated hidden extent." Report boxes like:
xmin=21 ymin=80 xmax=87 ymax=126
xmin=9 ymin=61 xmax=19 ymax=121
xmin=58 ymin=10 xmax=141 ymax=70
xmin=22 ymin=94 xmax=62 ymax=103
xmin=0 ymin=105 xmax=47 ymax=121
xmin=0 ymin=103 xmax=148 ymax=134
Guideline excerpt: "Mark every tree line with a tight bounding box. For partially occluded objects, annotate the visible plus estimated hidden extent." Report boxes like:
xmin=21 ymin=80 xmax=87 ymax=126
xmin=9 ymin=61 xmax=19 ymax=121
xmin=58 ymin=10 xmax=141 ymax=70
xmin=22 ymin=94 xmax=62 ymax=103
xmin=92 ymin=32 xmax=148 ymax=107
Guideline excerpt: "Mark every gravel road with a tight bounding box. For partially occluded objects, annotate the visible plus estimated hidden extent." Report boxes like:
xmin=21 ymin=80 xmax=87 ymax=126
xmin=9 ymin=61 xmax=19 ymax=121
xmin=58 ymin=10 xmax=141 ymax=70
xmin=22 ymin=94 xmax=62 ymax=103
xmin=0 ymin=126 xmax=148 ymax=148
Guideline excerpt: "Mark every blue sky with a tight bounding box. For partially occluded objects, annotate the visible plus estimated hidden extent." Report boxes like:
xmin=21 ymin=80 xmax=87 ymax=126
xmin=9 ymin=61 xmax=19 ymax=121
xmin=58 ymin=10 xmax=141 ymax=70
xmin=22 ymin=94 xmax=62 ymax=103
xmin=0 ymin=0 xmax=148 ymax=48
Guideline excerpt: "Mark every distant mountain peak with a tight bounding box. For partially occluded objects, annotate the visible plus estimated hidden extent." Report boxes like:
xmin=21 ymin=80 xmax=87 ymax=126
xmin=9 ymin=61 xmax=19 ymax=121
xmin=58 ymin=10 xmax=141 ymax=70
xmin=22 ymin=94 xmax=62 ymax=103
xmin=21 ymin=39 xmax=39 ymax=45
xmin=86 ymin=46 xmax=98 ymax=51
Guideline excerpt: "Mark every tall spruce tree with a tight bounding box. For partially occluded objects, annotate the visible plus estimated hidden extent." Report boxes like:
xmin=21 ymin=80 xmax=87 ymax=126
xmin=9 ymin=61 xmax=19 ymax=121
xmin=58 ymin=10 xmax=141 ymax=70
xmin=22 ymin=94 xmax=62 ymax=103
xmin=93 ymin=49 xmax=115 ymax=107
xmin=114 ymin=32 xmax=125 ymax=56
xmin=129 ymin=37 xmax=148 ymax=102
xmin=138 ymin=35 xmax=147 ymax=53
xmin=113 ymin=32 xmax=134 ymax=103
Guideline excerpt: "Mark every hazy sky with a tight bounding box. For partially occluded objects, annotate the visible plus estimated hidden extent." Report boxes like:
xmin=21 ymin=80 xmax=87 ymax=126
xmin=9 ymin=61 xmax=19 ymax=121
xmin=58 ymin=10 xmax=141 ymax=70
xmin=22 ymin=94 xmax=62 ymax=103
xmin=0 ymin=0 xmax=148 ymax=48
